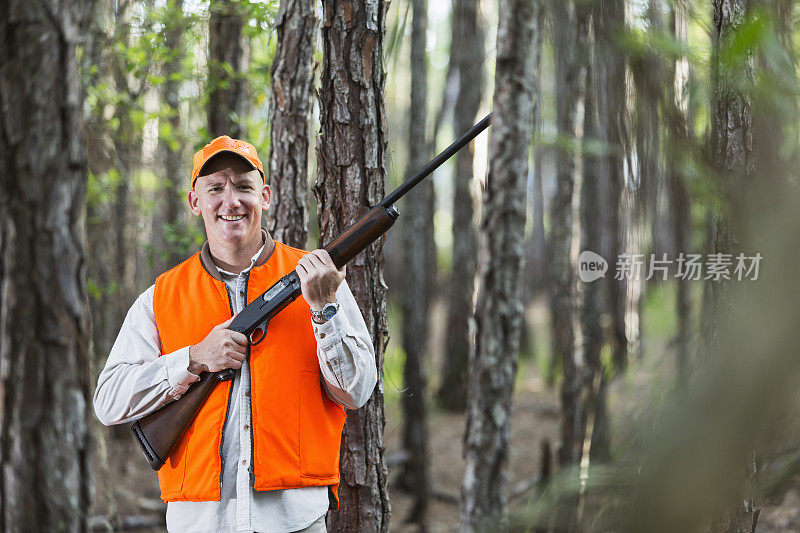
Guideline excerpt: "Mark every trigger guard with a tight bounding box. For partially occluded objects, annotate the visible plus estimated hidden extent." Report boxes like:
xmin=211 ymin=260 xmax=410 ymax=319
xmin=249 ymin=324 xmax=266 ymax=345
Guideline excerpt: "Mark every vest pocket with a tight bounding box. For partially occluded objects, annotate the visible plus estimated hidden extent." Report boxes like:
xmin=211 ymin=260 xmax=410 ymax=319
xmin=299 ymin=370 xmax=342 ymax=478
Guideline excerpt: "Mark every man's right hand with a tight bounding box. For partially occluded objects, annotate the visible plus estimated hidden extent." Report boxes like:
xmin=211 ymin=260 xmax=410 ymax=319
xmin=188 ymin=317 xmax=247 ymax=374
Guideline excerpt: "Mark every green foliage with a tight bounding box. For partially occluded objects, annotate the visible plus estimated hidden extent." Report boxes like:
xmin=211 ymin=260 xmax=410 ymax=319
xmin=87 ymin=169 xmax=123 ymax=210
xmin=385 ymin=0 xmax=411 ymax=67
xmin=150 ymin=221 xmax=205 ymax=267
xmin=243 ymin=3 xmax=279 ymax=170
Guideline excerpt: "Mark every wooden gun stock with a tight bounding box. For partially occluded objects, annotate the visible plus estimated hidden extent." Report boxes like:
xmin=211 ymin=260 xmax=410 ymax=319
xmin=131 ymin=370 xmax=234 ymax=470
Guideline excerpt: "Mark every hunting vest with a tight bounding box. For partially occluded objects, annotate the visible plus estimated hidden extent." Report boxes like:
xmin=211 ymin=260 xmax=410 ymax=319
xmin=152 ymin=240 xmax=346 ymax=502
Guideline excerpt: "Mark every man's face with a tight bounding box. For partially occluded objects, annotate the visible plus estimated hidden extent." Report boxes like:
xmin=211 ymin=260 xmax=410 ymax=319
xmin=188 ymin=153 xmax=270 ymax=247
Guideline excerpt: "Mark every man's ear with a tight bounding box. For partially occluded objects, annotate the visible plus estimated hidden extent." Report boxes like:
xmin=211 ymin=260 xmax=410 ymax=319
xmin=188 ymin=189 xmax=202 ymax=216
xmin=262 ymin=183 xmax=272 ymax=210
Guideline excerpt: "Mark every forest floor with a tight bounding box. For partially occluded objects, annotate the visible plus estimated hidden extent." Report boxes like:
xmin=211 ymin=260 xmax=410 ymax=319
xmin=90 ymin=293 xmax=800 ymax=531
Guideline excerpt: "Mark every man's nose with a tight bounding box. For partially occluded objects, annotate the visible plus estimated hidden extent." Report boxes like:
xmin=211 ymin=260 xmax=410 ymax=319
xmin=222 ymin=185 xmax=242 ymax=207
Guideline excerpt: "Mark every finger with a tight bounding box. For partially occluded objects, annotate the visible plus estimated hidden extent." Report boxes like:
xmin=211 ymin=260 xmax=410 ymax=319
xmin=313 ymin=249 xmax=344 ymax=276
xmin=230 ymin=351 xmax=246 ymax=362
xmin=304 ymin=252 xmax=326 ymax=272
xmin=230 ymin=331 xmax=248 ymax=346
xmin=229 ymin=360 xmax=243 ymax=370
xmin=218 ymin=316 xmax=235 ymax=328
xmin=311 ymin=249 xmax=335 ymax=268
xmin=295 ymin=262 xmax=309 ymax=279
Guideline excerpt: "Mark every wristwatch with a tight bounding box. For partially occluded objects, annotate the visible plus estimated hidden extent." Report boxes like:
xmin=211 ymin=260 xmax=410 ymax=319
xmin=311 ymin=301 xmax=339 ymax=323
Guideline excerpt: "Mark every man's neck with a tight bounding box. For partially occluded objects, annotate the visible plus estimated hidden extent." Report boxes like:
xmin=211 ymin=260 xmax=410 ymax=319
xmin=208 ymin=232 xmax=268 ymax=274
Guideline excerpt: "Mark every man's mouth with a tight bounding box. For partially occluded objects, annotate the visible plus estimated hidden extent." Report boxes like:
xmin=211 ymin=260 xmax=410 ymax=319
xmin=220 ymin=214 xmax=245 ymax=221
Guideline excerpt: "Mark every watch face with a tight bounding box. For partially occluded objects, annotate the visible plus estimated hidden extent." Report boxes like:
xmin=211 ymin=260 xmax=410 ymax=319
xmin=322 ymin=303 xmax=338 ymax=320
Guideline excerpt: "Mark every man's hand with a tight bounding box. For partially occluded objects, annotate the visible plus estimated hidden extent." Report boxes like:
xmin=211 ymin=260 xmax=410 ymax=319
xmin=188 ymin=317 xmax=247 ymax=374
xmin=295 ymin=249 xmax=346 ymax=311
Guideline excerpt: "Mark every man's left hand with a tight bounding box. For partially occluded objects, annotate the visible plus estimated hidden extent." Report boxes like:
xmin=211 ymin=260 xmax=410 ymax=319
xmin=295 ymin=249 xmax=346 ymax=310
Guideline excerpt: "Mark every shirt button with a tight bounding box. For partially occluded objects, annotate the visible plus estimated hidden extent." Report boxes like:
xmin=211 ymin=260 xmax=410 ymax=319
xmin=319 ymin=332 xmax=326 ymax=339
xmin=244 ymin=425 xmax=249 ymax=431
xmin=242 ymin=460 xmax=247 ymax=466
xmin=244 ymin=390 xmax=250 ymax=397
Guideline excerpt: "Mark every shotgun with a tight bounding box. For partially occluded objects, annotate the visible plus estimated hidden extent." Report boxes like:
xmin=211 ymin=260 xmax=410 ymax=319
xmin=132 ymin=113 xmax=492 ymax=470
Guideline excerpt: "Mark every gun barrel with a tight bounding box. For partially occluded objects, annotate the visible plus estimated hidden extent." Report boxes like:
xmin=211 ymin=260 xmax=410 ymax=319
xmin=380 ymin=112 xmax=492 ymax=207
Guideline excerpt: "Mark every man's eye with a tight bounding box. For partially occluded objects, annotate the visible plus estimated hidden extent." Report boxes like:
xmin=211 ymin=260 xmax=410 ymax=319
xmin=238 ymin=185 xmax=253 ymax=191
xmin=209 ymin=186 xmax=223 ymax=192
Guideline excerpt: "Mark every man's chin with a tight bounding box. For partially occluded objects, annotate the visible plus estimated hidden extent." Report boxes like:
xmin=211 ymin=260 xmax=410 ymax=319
xmin=211 ymin=224 xmax=258 ymax=244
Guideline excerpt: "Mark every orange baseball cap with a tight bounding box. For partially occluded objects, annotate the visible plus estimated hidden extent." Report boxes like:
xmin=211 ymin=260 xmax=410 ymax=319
xmin=191 ymin=135 xmax=265 ymax=189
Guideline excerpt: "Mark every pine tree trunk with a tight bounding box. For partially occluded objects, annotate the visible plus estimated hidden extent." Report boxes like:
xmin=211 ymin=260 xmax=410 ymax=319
xmin=437 ymin=0 xmax=485 ymax=413
xmin=315 ymin=0 xmax=390 ymax=530
xmin=668 ymin=0 xmax=692 ymax=384
xmin=208 ymin=0 xmax=248 ymax=138
xmin=267 ymin=0 xmax=316 ymax=248
xmin=459 ymin=0 xmax=536 ymax=528
xmin=549 ymin=0 xmax=588 ymax=466
xmin=579 ymin=56 xmax=605 ymax=462
xmin=398 ymin=0 xmax=432 ymax=528
xmin=0 ymin=0 xmax=93 ymax=528
xmin=588 ymin=0 xmax=626 ymax=461
xmin=710 ymin=0 xmax=757 ymax=530
xmin=153 ymin=0 xmax=186 ymax=274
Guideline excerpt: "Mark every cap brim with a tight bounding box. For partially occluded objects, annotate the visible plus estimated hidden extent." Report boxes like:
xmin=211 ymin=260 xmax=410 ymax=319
xmin=197 ymin=150 xmax=257 ymax=179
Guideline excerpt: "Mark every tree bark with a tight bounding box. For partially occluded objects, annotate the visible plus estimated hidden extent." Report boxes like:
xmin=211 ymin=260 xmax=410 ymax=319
xmin=459 ymin=0 xmax=535 ymax=528
xmin=437 ymin=0 xmax=485 ymax=413
xmin=315 ymin=0 xmax=390 ymax=530
xmin=267 ymin=0 xmax=316 ymax=248
xmin=398 ymin=0 xmax=432 ymax=529
xmin=153 ymin=0 xmax=187 ymax=274
xmin=586 ymin=0 xmax=627 ymax=463
xmin=593 ymin=0 xmax=628 ymax=379
xmin=549 ymin=0 xmax=588 ymax=466
xmin=208 ymin=0 xmax=249 ymax=138
xmin=710 ymin=0 xmax=757 ymax=530
xmin=579 ymin=55 xmax=606 ymax=463
xmin=0 ymin=0 xmax=93 ymax=528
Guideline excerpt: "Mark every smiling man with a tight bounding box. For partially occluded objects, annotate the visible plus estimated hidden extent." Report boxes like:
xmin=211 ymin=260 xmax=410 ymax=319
xmin=93 ymin=136 xmax=377 ymax=533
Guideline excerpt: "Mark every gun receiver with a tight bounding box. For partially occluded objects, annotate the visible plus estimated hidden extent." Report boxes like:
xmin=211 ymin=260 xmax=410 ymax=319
xmin=131 ymin=114 xmax=492 ymax=470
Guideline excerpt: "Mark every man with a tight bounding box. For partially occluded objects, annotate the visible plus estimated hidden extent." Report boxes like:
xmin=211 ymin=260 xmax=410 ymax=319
xmin=93 ymin=136 xmax=377 ymax=532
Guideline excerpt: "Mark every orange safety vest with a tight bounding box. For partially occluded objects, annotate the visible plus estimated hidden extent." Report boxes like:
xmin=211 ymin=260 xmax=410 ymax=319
xmin=152 ymin=240 xmax=346 ymax=503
